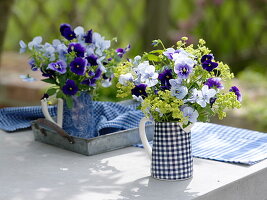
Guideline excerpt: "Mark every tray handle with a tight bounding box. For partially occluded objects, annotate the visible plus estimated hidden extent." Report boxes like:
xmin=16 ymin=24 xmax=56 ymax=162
xmin=35 ymin=118 xmax=75 ymax=144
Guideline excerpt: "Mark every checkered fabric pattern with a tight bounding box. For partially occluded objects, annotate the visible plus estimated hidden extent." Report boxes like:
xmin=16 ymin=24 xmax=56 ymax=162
xmin=135 ymin=122 xmax=267 ymax=165
xmin=0 ymin=102 xmax=144 ymax=137
xmin=152 ymin=122 xmax=193 ymax=180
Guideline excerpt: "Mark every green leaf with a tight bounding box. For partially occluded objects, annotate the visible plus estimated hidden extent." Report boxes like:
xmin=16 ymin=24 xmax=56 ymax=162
xmin=65 ymin=96 xmax=73 ymax=108
xmin=46 ymin=88 xmax=57 ymax=96
xmin=145 ymin=54 xmax=160 ymax=62
xmin=56 ymin=90 xmax=64 ymax=99
xmin=149 ymin=50 xmax=164 ymax=54
xmin=42 ymin=78 xmax=56 ymax=84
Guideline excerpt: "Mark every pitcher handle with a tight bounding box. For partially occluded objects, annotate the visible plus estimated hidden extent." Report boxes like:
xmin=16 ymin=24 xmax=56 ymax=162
xmin=41 ymin=98 xmax=63 ymax=128
xmin=139 ymin=117 xmax=153 ymax=159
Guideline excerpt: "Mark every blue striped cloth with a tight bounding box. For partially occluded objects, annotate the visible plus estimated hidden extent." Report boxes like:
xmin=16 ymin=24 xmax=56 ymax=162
xmin=135 ymin=122 xmax=267 ymax=165
xmin=0 ymin=101 xmax=144 ymax=135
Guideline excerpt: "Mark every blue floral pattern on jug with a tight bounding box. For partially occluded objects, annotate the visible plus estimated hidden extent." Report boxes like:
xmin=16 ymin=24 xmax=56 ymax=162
xmin=62 ymin=92 xmax=96 ymax=138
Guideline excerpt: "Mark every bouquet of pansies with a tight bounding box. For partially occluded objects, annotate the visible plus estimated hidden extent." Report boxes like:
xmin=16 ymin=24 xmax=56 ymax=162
xmin=115 ymin=37 xmax=241 ymax=126
xmin=19 ymin=23 xmax=129 ymax=107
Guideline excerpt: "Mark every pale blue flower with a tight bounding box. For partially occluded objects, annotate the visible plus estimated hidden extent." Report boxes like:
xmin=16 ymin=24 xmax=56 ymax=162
xmin=93 ymin=32 xmax=111 ymax=54
xmin=19 ymin=40 xmax=27 ymax=53
xmin=119 ymin=73 xmax=133 ymax=85
xmin=182 ymin=106 xmax=199 ymax=123
xmin=138 ymin=62 xmax=158 ymax=87
xmin=195 ymin=85 xmax=217 ymax=107
xmin=173 ymin=54 xmax=196 ymax=79
xmin=28 ymin=36 xmax=42 ymax=50
xmin=19 ymin=74 xmax=36 ymax=82
xmin=52 ymin=39 xmax=61 ymax=47
xmin=171 ymin=85 xmax=188 ymax=99
xmin=133 ymin=55 xmax=141 ymax=66
xmin=43 ymin=43 xmax=56 ymax=61
xmin=169 ymin=78 xmax=183 ymax=87
xmin=74 ymin=26 xmax=85 ymax=42
xmin=163 ymin=48 xmax=175 ymax=59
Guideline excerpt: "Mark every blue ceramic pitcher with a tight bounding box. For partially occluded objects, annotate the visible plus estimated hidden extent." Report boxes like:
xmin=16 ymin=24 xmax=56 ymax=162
xmin=41 ymin=92 xmax=96 ymax=138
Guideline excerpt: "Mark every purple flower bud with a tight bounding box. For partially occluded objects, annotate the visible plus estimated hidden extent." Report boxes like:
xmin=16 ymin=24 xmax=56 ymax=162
xmin=28 ymin=58 xmax=38 ymax=71
xmin=81 ymin=78 xmax=97 ymax=87
xmin=84 ymin=29 xmax=93 ymax=43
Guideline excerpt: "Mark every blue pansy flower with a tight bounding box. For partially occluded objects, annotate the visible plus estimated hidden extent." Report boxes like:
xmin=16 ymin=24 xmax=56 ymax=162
xmin=60 ymin=24 xmax=76 ymax=40
xmin=131 ymin=84 xmax=148 ymax=98
xmin=86 ymin=54 xmax=98 ymax=66
xmin=62 ymin=80 xmax=78 ymax=95
xmin=47 ymin=60 xmax=67 ymax=74
xmin=28 ymin=58 xmax=38 ymax=71
xmin=68 ymin=43 xmax=86 ymax=57
xmin=158 ymin=69 xmax=173 ymax=90
xmin=70 ymin=57 xmax=87 ymax=76
xmin=205 ymin=78 xmax=224 ymax=89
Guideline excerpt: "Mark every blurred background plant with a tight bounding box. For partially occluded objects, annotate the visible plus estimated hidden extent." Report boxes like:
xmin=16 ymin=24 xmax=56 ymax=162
xmin=0 ymin=0 xmax=266 ymax=131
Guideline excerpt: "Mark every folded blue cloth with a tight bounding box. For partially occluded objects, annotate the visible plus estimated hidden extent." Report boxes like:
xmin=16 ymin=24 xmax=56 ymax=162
xmin=0 ymin=106 xmax=57 ymax=131
xmin=135 ymin=122 xmax=267 ymax=165
xmin=0 ymin=102 xmax=144 ymax=136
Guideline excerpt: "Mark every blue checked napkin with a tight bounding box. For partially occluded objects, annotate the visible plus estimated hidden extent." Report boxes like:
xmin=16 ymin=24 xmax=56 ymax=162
xmin=0 ymin=101 xmax=144 ymax=135
xmin=135 ymin=122 xmax=267 ymax=165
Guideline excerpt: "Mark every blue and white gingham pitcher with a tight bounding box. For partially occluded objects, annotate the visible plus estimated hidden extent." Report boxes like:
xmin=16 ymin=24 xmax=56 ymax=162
xmin=139 ymin=117 xmax=194 ymax=181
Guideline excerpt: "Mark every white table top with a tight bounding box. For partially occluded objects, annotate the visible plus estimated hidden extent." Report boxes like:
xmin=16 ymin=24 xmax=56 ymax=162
xmin=1 ymin=129 xmax=267 ymax=200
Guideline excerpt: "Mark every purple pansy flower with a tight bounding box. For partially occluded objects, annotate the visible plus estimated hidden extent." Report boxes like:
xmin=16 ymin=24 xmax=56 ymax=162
xmin=94 ymin=67 xmax=102 ymax=79
xmin=116 ymin=44 xmax=130 ymax=58
xmin=81 ymin=78 xmax=97 ymax=87
xmin=201 ymin=54 xmax=214 ymax=63
xmin=62 ymin=80 xmax=78 ymax=96
xmin=28 ymin=58 xmax=38 ymax=71
xmin=47 ymin=60 xmax=67 ymax=74
xmin=210 ymin=97 xmax=217 ymax=107
xmin=158 ymin=69 xmax=173 ymax=89
xmin=205 ymin=78 xmax=224 ymax=89
xmin=84 ymin=29 xmax=93 ymax=43
xmin=68 ymin=43 xmax=86 ymax=57
xmin=41 ymin=68 xmax=55 ymax=77
xmin=131 ymin=84 xmax=148 ymax=98
xmin=102 ymin=73 xmax=113 ymax=87
xmin=202 ymin=60 xmax=218 ymax=72
xmin=201 ymin=54 xmax=218 ymax=72
xmin=60 ymin=24 xmax=76 ymax=40
xmin=229 ymin=86 xmax=242 ymax=102
xmin=86 ymin=54 xmax=98 ymax=66
xmin=70 ymin=57 xmax=87 ymax=75
xmin=175 ymin=64 xmax=192 ymax=79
